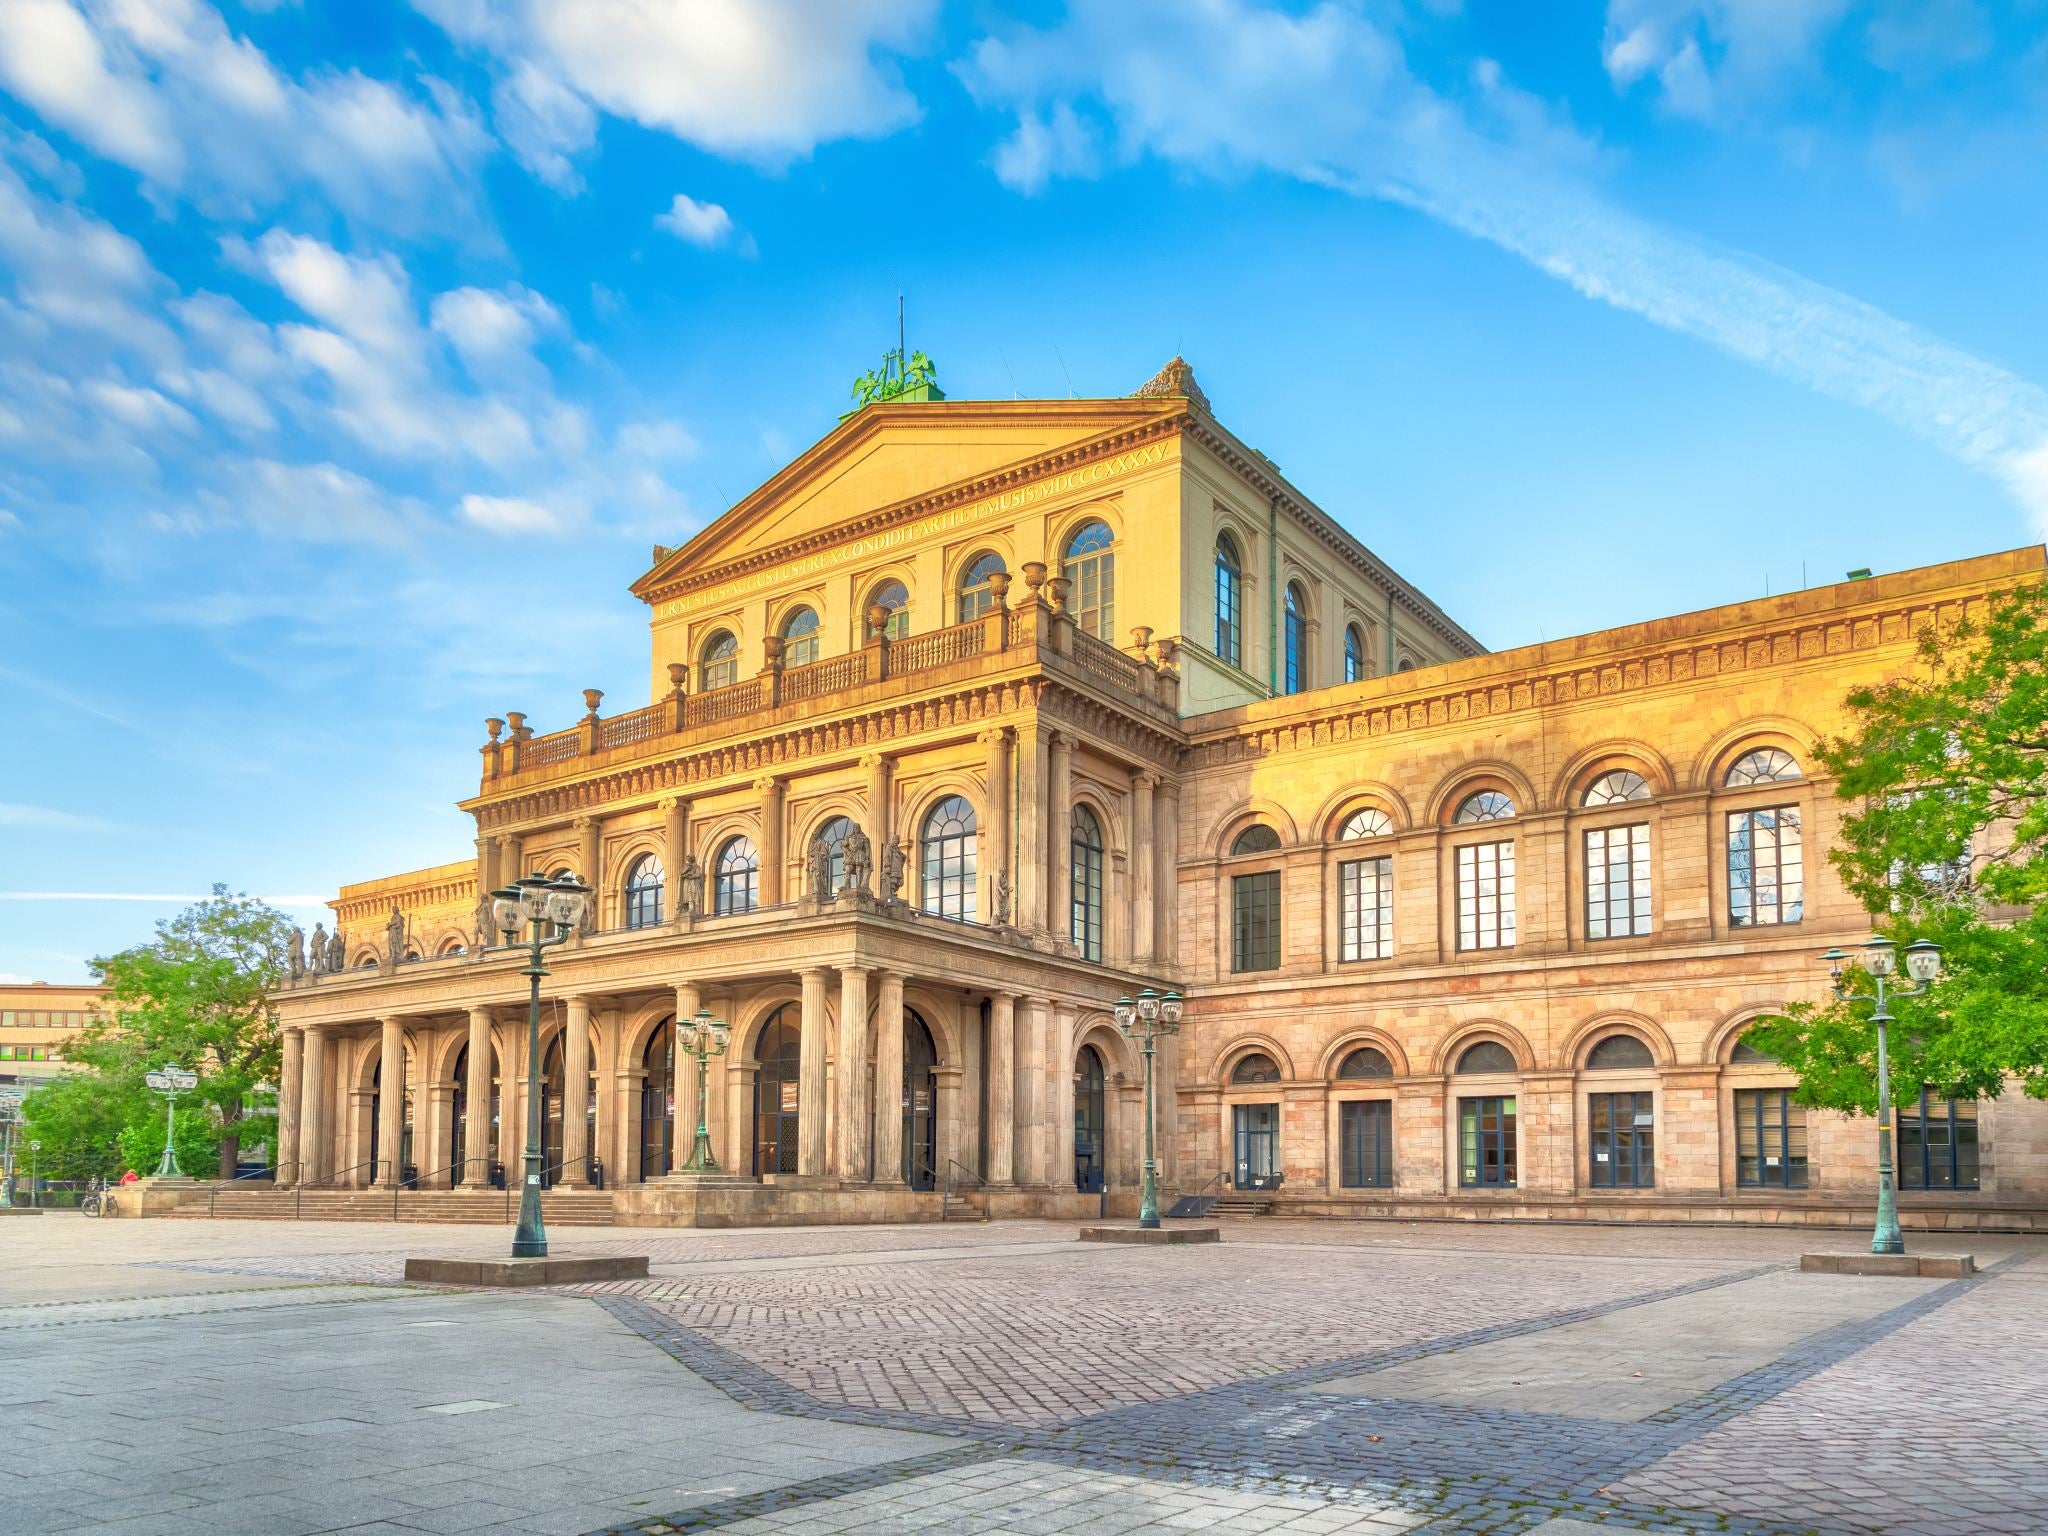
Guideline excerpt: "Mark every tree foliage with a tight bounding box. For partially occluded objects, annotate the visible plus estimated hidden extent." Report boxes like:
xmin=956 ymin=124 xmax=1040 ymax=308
xmin=1747 ymin=585 xmax=2048 ymax=1110
xmin=56 ymin=885 xmax=294 ymax=1178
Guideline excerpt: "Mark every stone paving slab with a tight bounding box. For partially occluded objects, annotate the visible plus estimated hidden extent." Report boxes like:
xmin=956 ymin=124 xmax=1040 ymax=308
xmin=1304 ymin=1270 xmax=1942 ymax=1420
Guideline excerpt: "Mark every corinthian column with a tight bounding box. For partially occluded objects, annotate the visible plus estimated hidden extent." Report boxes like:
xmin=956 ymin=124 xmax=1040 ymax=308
xmin=798 ymin=967 xmax=829 ymax=1176
xmin=464 ymin=1007 xmax=491 ymax=1186
xmin=835 ymin=966 xmax=870 ymax=1178
xmin=301 ymin=1026 xmax=327 ymax=1185
xmin=872 ymin=970 xmax=905 ymax=1185
xmin=563 ymin=995 xmax=591 ymax=1185
xmin=376 ymin=1016 xmax=406 ymax=1185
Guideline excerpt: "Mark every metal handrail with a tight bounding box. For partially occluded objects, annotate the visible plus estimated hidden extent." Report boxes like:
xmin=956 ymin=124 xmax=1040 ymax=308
xmin=1172 ymin=1169 xmax=1224 ymax=1217
xmin=205 ymin=1162 xmax=282 ymax=1218
xmin=943 ymin=1158 xmax=985 ymax=1222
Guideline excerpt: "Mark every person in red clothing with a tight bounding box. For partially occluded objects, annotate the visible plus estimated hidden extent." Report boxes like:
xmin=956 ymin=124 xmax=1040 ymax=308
xmin=118 ymin=1169 xmax=139 ymax=1185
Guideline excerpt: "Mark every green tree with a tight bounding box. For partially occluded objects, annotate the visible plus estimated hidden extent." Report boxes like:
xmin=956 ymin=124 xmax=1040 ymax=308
xmin=1747 ymin=584 xmax=2048 ymax=1109
xmin=17 ymin=1068 xmax=140 ymax=1181
xmin=76 ymin=885 xmax=294 ymax=1178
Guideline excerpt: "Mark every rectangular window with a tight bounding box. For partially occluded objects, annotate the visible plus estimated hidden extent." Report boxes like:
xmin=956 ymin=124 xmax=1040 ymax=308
xmin=1231 ymin=871 xmax=1282 ymax=972
xmin=1233 ymin=1102 xmax=1279 ymax=1187
xmin=1728 ymin=806 xmax=1804 ymax=927
xmin=1459 ymin=1095 xmax=1517 ymax=1187
xmin=1899 ymin=1093 xmax=1980 ymax=1191
xmin=1456 ymin=841 xmax=1516 ymax=951
xmin=1588 ymin=1091 xmax=1655 ymax=1188
xmin=1585 ymin=823 xmax=1653 ymax=939
xmin=1339 ymin=856 xmax=1394 ymax=962
xmin=1735 ymin=1088 xmax=1809 ymax=1188
xmin=1339 ymin=1099 xmax=1393 ymax=1188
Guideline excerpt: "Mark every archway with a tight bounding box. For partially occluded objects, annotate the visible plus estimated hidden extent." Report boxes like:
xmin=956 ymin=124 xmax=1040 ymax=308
xmin=1074 ymin=1044 xmax=1106 ymax=1192
xmin=638 ymin=1020 xmax=674 ymax=1180
xmin=752 ymin=1005 xmax=801 ymax=1176
xmin=368 ymin=1056 xmax=415 ymax=1184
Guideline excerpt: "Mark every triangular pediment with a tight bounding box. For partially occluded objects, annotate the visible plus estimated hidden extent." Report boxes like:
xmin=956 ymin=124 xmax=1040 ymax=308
xmin=632 ymin=396 xmax=1183 ymax=602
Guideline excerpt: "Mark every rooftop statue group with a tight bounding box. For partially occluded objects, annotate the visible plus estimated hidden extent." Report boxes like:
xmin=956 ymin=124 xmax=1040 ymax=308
xmin=288 ymin=921 xmax=348 ymax=980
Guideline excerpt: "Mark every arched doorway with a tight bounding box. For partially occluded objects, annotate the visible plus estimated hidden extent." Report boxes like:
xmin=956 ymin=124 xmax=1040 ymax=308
xmin=367 ymin=1056 xmax=415 ymax=1185
xmin=753 ymin=1005 xmax=801 ymax=1176
xmin=639 ymin=1020 xmax=674 ymax=1180
xmin=902 ymin=1010 xmax=938 ymax=1190
xmin=1074 ymin=1044 xmax=1106 ymax=1192
xmin=540 ymin=1035 xmax=565 ymax=1186
xmin=450 ymin=1043 xmax=503 ymax=1186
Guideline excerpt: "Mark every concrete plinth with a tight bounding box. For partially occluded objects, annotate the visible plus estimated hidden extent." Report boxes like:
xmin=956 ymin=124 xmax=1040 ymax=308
xmin=1079 ymin=1224 xmax=1221 ymax=1245
xmin=404 ymin=1253 xmax=650 ymax=1287
xmin=1799 ymin=1252 xmax=1976 ymax=1278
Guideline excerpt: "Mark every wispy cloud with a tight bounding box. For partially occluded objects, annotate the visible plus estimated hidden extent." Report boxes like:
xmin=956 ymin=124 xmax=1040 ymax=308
xmin=0 ymin=892 xmax=333 ymax=906
xmin=0 ymin=802 xmax=116 ymax=832
xmin=962 ymin=0 xmax=2048 ymax=528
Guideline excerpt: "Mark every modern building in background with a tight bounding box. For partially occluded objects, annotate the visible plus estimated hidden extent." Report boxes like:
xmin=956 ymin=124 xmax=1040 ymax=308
xmin=0 ymin=981 xmax=100 ymax=1092
xmin=268 ymin=360 xmax=2047 ymax=1231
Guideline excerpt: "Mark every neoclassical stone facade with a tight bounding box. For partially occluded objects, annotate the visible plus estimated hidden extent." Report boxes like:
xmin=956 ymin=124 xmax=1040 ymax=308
xmin=273 ymin=362 xmax=2048 ymax=1230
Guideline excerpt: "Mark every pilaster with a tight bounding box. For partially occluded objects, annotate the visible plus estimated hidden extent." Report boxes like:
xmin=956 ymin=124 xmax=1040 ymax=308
xmin=798 ymin=967 xmax=830 ymax=1176
xmin=873 ymin=970 xmax=906 ymax=1185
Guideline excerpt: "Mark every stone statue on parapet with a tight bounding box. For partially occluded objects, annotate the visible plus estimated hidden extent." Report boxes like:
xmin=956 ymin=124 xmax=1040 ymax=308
xmin=677 ymin=854 xmax=703 ymax=915
xmin=844 ymin=826 xmax=874 ymax=894
xmin=309 ymin=923 xmax=328 ymax=975
xmin=992 ymin=870 xmax=1012 ymax=925
xmin=474 ymin=892 xmax=495 ymax=948
xmin=286 ymin=927 xmax=305 ymax=982
xmin=327 ymin=928 xmax=346 ymax=972
xmin=386 ymin=906 xmax=407 ymax=967
xmin=881 ymin=842 xmax=905 ymax=903
xmin=805 ymin=836 xmax=832 ymax=901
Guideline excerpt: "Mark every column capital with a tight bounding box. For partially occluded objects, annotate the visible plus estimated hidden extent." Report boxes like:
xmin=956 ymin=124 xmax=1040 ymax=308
xmin=658 ymin=795 xmax=684 ymax=813
xmin=838 ymin=962 xmax=873 ymax=979
xmin=573 ymin=813 xmax=595 ymax=829
xmin=465 ymin=1004 xmax=495 ymax=1023
xmin=977 ymin=726 xmax=1009 ymax=747
xmin=1132 ymin=768 xmax=1158 ymax=790
xmin=797 ymin=964 xmax=832 ymax=982
xmin=754 ymin=774 xmax=782 ymax=794
xmin=861 ymin=750 xmax=888 ymax=771
xmin=562 ymin=992 xmax=593 ymax=1009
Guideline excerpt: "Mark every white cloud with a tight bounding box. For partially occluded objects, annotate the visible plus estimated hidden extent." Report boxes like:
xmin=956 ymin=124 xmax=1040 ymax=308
xmin=429 ymin=284 xmax=561 ymax=379
xmin=1601 ymin=0 xmax=1853 ymax=120
xmin=0 ymin=801 xmax=115 ymax=832
xmin=655 ymin=192 xmax=735 ymax=247
xmin=965 ymin=0 xmax=2048 ymax=531
xmin=458 ymin=491 xmax=570 ymax=535
xmin=203 ymin=458 xmax=418 ymax=544
xmin=0 ymin=0 xmax=487 ymax=235
xmin=416 ymin=0 xmax=935 ymax=187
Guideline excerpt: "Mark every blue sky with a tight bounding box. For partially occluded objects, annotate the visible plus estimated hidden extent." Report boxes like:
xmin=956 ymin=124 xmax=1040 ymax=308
xmin=4 ymin=0 xmax=2047 ymax=983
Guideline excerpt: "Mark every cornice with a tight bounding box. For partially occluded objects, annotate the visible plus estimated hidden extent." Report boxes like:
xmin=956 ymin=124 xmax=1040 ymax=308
xmin=1186 ymin=584 xmax=1987 ymax=769
xmin=469 ymin=676 xmax=1184 ymax=831
xmin=635 ymin=413 xmax=1186 ymax=608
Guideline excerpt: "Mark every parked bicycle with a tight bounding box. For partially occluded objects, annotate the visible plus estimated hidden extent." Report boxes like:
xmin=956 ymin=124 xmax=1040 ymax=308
xmin=78 ymin=1177 xmax=112 ymax=1218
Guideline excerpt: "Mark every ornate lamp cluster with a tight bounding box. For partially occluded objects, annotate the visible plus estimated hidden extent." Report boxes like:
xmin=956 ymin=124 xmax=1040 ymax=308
xmin=676 ymin=1008 xmax=732 ymax=1173
xmin=1819 ymin=934 xmax=1943 ymax=1257
xmin=485 ymin=870 xmax=593 ymax=1259
xmin=1114 ymin=987 xmax=1185 ymax=1230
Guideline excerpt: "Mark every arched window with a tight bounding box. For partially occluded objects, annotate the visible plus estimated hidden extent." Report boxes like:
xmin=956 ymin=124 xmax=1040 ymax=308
xmin=1062 ymin=520 xmax=1115 ymax=639
xmin=1584 ymin=770 xmax=1650 ymax=806
xmin=1456 ymin=1040 xmax=1518 ymax=1074
xmin=357 ymin=955 xmax=378 ymax=969
xmin=1730 ymin=1032 xmax=1779 ymax=1064
xmin=713 ymin=836 xmax=758 ymax=915
xmin=1074 ymin=1044 xmax=1106 ymax=1192
xmin=779 ymin=606 xmax=821 ymax=668
xmin=1283 ymin=582 xmax=1309 ymax=694
xmin=1070 ymin=804 xmax=1104 ymax=961
xmin=957 ymin=551 xmax=1008 ymax=623
xmin=1455 ymin=790 xmax=1517 ymax=823
xmin=1586 ymin=1034 xmax=1655 ymax=1070
xmin=1337 ymin=1046 xmax=1393 ymax=1079
xmin=1214 ymin=532 xmax=1243 ymax=668
xmin=1726 ymin=747 xmax=1802 ymax=787
xmin=438 ymin=938 xmax=466 ymax=957
xmin=920 ymin=795 xmax=977 ymax=921
xmin=1338 ymin=807 xmax=1392 ymax=840
xmin=810 ymin=815 xmax=855 ymax=897
xmin=1343 ymin=624 xmax=1366 ymax=683
xmin=866 ymin=579 xmax=910 ymax=641
xmin=752 ymin=1005 xmax=801 ymax=1175
xmin=624 ymin=853 xmax=664 ymax=929
xmin=1231 ymin=823 xmax=1281 ymax=856
xmin=1231 ymin=1052 xmax=1281 ymax=1084
xmin=1397 ymin=658 xmax=1416 ymax=672
xmin=699 ymin=629 xmax=739 ymax=692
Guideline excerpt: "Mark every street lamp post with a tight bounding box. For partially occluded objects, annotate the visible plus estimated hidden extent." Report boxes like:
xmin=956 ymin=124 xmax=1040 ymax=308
xmin=29 ymin=1139 xmax=40 ymax=1208
xmin=143 ymin=1064 xmax=199 ymax=1178
xmin=0 ymin=1092 xmax=18 ymax=1209
xmin=486 ymin=871 xmax=592 ymax=1259
xmin=676 ymin=1009 xmax=731 ymax=1172
xmin=1114 ymin=988 xmax=1184 ymax=1230
xmin=1821 ymin=935 xmax=1943 ymax=1256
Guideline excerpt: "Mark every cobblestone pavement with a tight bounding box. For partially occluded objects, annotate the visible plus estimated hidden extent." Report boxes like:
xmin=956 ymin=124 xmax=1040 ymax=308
xmin=4 ymin=1213 xmax=2041 ymax=1536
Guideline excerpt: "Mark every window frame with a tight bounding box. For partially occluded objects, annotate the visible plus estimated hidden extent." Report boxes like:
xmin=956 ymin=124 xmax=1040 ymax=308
xmin=920 ymin=794 xmax=979 ymax=922
xmin=866 ymin=579 xmax=911 ymax=641
xmin=1588 ymin=1090 xmax=1655 ymax=1188
xmin=1727 ymin=804 xmax=1805 ymax=928
xmin=1070 ymin=803 xmax=1105 ymax=961
xmin=1339 ymin=853 xmax=1394 ymax=962
xmin=699 ymin=629 xmax=740 ymax=693
xmin=1458 ymin=1094 xmax=1518 ymax=1189
xmin=1584 ymin=820 xmax=1654 ymax=940
xmin=1282 ymin=581 xmax=1308 ymax=695
xmin=1455 ymin=838 xmax=1517 ymax=951
xmin=1734 ymin=1086 xmax=1809 ymax=1188
xmin=1339 ymin=1098 xmax=1393 ymax=1189
xmin=1230 ymin=869 xmax=1282 ymax=973
xmin=1214 ymin=532 xmax=1243 ymax=668
xmin=712 ymin=836 xmax=759 ymax=916
xmin=957 ymin=551 xmax=1008 ymax=624
xmin=623 ymin=853 xmax=665 ymax=930
xmin=1898 ymin=1090 xmax=1980 ymax=1191
xmin=1061 ymin=520 xmax=1116 ymax=640
xmin=779 ymin=605 xmax=822 ymax=668
xmin=1343 ymin=624 xmax=1366 ymax=683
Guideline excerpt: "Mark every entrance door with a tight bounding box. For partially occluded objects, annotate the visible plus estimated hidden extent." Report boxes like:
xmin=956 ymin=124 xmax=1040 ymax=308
xmin=903 ymin=1011 xmax=938 ymax=1189
xmin=540 ymin=1036 xmax=565 ymax=1187
xmin=753 ymin=1006 xmax=801 ymax=1175
xmin=1074 ymin=1045 xmax=1106 ymax=1192
xmin=1233 ymin=1102 xmax=1279 ymax=1188
xmin=451 ymin=1045 xmax=469 ymax=1184
xmin=639 ymin=1022 xmax=673 ymax=1180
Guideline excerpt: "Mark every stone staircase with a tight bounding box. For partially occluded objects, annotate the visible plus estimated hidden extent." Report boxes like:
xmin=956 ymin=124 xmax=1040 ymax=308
xmin=942 ymin=1188 xmax=988 ymax=1222
xmin=168 ymin=1186 xmax=616 ymax=1226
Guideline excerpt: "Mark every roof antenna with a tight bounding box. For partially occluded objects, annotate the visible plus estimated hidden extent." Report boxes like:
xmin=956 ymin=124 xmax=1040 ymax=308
xmin=1054 ymin=344 xmax=1077 ymax=398
xmin=712 ymin=476 xmax=732 ymax=510
xmin=898 ymin=289 xmax=905 ymax=366
xmin=997 ymin=345 xmax=1021 ymax=399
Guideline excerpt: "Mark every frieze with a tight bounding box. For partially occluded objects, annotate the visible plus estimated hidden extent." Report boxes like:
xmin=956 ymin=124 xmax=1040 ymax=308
xmin=1187 ymin=593 xmax=1981 ymax=770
